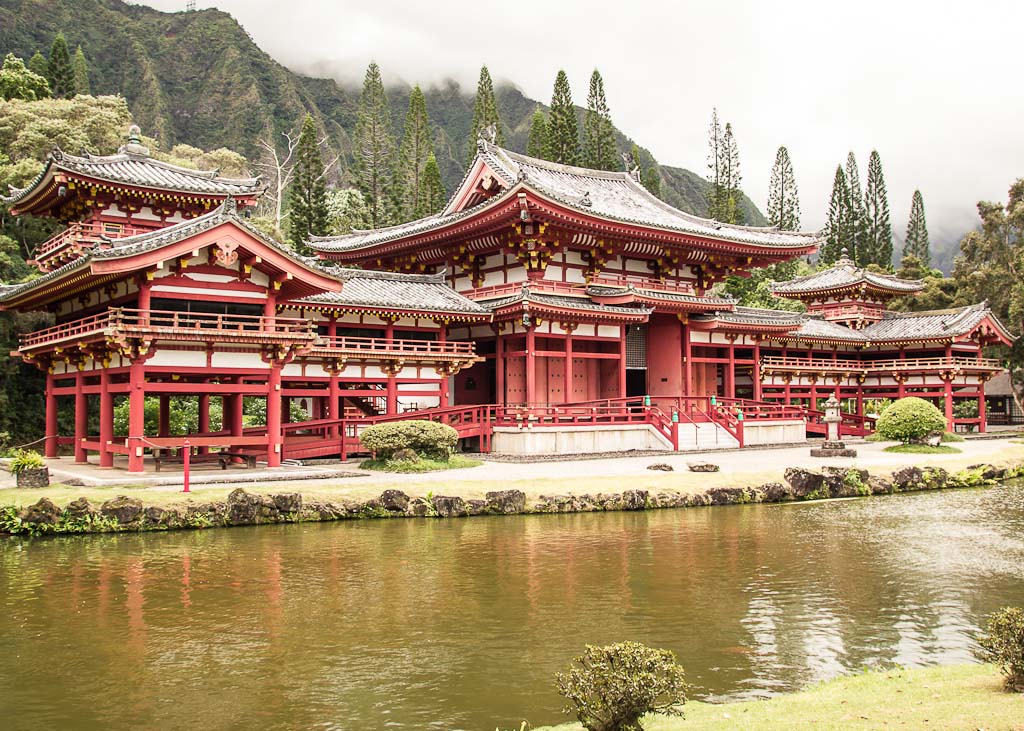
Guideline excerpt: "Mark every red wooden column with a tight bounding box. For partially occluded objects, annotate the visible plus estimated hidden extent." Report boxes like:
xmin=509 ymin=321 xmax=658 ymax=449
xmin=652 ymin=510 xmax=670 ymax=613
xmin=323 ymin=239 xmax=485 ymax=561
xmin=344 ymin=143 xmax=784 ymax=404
xmin=618 ymin=324 xmax=627 ymax=398
xmin=127 ymin=359 xmax=146 ymax=473
xmin=44 ymin=372 xmax=58 ymax=458
xmin=682 ymin=318 xmax=693 ymax=396
xmin=564 ymin=325 xmax=575 ymax=403
xmin=266 ymin=364 xmax=283 ymax=467
xmin=197 ymin=393 xmax=210 ymax=455
xmin=752 ymin=340 xmax=762 ymax=401
xmin=495 ymin=332 xmax=506 ymax=405
xmin=725 ymin=335 xmax=736 ymax=399
xmin=99 ymin=371 xmax=113 ymax=468
xmin=438 ymin=323 xmax=450 ymax=407
xmin=74 ymin=371 xmax=88 ymax=463
xmin=944 ymin=342 xmax=955 ymax=431
xmin=525 ymin=324 xmax=536 ymax=405
xmin=978 ymin=380 xmax=987 ymax=433
xmin=385 ymin=319 xmax=398 ymax=414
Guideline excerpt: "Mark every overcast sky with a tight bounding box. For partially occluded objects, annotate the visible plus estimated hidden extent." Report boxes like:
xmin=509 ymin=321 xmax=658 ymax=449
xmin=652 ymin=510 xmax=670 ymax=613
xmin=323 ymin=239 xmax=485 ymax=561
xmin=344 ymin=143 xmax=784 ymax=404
xmin=145 ymin=0 xmax=1023 ymax=253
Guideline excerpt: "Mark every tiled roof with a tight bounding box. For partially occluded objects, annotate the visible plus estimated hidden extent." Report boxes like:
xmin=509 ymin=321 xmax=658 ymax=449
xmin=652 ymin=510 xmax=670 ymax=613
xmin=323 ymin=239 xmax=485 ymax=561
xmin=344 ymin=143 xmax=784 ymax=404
xmin=2 ymin=147 xmax=262 ymax=205
xmin=772 ymin=254 xmax=923 ymax=296
xmin=308 ymin=143 xmax=823 ymax=253
xmin=861 ymin=303 xmax=1008 ymax=342
xmin=297 ymin=269 xmax=488 ymax=315
xmin=792 ymin=317 xmax=870 ymax=342
xmin=693 ymin=306 xmax=804 ymax=328
xmin=479 ymin=286 xmax=651 ymax=317
xmin=587 ymin=284 xmax=736 ymax=308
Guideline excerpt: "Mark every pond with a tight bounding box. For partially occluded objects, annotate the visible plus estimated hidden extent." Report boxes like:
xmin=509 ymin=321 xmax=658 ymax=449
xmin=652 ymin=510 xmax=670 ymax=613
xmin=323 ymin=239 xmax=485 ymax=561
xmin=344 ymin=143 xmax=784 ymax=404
xmin=2 ymin=484 xmax=1023 ymax=730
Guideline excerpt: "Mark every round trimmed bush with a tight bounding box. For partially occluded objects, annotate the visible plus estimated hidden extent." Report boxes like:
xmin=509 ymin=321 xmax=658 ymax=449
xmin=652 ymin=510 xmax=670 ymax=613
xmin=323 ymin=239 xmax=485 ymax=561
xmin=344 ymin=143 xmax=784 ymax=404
xmin=978 ymin=606 xmax=1024 ymax=692
xmin=876 ymin=397 xmax=947 ymax=444
xmin=359 ymin=420 xmax=459 ymax=460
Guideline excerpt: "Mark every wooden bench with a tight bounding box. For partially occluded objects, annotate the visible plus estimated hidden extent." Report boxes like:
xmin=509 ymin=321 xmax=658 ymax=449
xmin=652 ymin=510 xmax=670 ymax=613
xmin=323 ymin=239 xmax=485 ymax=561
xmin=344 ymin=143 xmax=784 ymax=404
xmin=153 ymin=450 xmax=257 ymax=472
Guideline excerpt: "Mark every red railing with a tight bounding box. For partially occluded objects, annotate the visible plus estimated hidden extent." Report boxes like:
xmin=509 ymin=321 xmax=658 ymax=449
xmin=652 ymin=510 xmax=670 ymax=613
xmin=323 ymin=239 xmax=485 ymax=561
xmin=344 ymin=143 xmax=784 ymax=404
xmin=464 ymin=280 xmax=585 ymax=299
xmin=805 ymin=409 xmax=877 ymax=437
xmin=761 ymin=355 xmax=1004 ymax=373
xmin=19 ymin=310 xmax=114 ymax=348
xmin=313 ymin=336 xmax=476 ymax=358
xmin=34 ymin=220 xmax=150 ymax=261
xmin=588 ymin=274 xmax=696 ymax=294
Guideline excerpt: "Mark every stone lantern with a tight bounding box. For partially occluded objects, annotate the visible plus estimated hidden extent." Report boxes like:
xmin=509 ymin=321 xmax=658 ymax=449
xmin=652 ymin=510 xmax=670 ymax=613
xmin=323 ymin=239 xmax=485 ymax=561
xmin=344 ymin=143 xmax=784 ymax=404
xmin=810 ymin=394 xmax=858 ymax=457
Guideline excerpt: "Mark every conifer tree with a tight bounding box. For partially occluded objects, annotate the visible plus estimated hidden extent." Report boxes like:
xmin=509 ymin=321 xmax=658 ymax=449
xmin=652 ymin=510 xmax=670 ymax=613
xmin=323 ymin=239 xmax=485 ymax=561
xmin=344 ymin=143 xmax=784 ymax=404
xmin=392 ymin=85 xmax=436 ymax=222
xmin=287 ymin=115 xmax=330 ymax=252
xmin=716 ymin=123 xmax=742 ymax=224
xmin=582 ymin=69 xmax=618 ymax=171
xmin=466 ymin=65 xmax=504 ymax=164
xmin=705 ymin=108 xmax=727 ymax=220
xmin=904 ymin=189 xmax=931 ymax=266
xmin=766 ymin=146 xmax=800 ymax=231
xmin=863 ymin=150 xmax=893 ymax=268
xmin=546 ymin=70 xmax=580 ymax=165
xmin=526 ymin=105 xmax=548 ymax=159
xmin=844 ymin=152 xmax=868 ymax=264
xmin=642 ymin=166 xmax=661 ymax=198
xmin=822 ymin=165 xmax=853 ymax=265
xmin=28 ymin=51 xmax=48 ymax=81
xmin=72 ymin=45 xmax=89 ymax=95
xmin=352 ymin=62 xmax=396 ymax=229
xmin=47 ymin=31 xmax=74 ymax=98
xmin=421 ymin=152 xmax=446 ymax=215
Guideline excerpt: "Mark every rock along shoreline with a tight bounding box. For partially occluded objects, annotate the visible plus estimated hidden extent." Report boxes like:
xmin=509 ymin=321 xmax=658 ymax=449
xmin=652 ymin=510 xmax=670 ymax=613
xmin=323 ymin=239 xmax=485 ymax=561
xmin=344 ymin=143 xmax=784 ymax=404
xmin=3 ymin=462 xmax=1023 ymax=537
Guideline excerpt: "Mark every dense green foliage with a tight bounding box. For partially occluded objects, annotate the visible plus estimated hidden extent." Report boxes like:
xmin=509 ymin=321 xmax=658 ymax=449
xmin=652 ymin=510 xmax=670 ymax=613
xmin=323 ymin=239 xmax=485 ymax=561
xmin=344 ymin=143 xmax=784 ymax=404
xmin=766 ymin=146 xmax=800 ymax=231
xmin=393 ymin=85 xmax=439 ymax=219
xmin=0 ymin=53 xmax=49 ymax=101
xmin=527 ymin=105 xmax=548 ymax=159
xmin=582 ymin=70 xmax=618 ymax=171
xmin=547 ymin=70 xmax=580 ymax=165
xmin=352 ymin=62 xmax=396 ymax=228
xmin=821 ymin=165 xmax=853 ymax=264
xmin=287 ymin=114 xmax=330 ymax=251
xmin=555 ymin=642 xmax=688 ymax=731
xmin=876 ymin=397 xmax=947 ymax=443
xmin=978 ymin=606 xmax=1024 ymax=692
xmin=863 ymin=150 xmax=892 ymax=267
xmin=705 ymin=110 xmax=742 ymax=224
xmin=421 ymin=152 xmax=446 ymax=214
xmin=8 ymin=448 xmax=44 ymax=474
xmin=359 ymin=420 xmax=459 ymax=461
xmin=46 ymin=31 xmax=74 ymax=99
xmin=72 ymin=44 xmax=89 ymax=95
xmin=466 ymin=65 xmax=503 ymax=163
xmin=904 ymin=189 xmax=931 ymax=266
xmin=844 ymin=153 xmax=868 ymax=264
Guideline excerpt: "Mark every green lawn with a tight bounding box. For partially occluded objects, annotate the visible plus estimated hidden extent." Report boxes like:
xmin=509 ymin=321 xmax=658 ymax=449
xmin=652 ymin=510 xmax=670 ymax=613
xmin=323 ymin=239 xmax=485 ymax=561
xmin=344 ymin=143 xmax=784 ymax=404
xmin=533 ymin=664 xmax=1024 ymax=731
xmin=884 ymin=444 xmax=962 ymax=454
xmin=358 ymin=454 xmax=483 ymax=473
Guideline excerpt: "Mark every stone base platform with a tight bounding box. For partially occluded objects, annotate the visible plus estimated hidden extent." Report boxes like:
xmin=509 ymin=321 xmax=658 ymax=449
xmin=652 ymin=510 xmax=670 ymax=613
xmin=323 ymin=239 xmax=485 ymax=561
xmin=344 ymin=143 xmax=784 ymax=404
xmin=810 ymin=440 xmax=858 ymax=458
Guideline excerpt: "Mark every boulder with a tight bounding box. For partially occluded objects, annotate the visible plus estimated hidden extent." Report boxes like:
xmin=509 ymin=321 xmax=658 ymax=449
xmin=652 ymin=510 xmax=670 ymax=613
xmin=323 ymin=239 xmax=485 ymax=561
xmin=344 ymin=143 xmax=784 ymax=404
xmin=969 ymin=463 xmax=1006 ymax=481
xmin=156 ymin=506 xmax=184 ymax=528
xmin=16 ymin=467 xmax=50 ymax=488
xmin=822 ymin=467 xmax=869 ymax=498
xmin=891 ymin=466 xmax=924 ymax=491
xmin=379 ymin=489 xmax=410 ymax=512
xmin=647 ymin=463 xmax=674 ymax=472
xmin=272 ymin=493 xmax=303 ymax=514
xmin=869 ymin=476 xmax=894 ymax=495
xmin=621 ymin=489 xmax=649 ymax=510
xmin=433 ymin=495 xmax=467 ymax=517
xmin=784 ymin=467 xmax=826 ymax=499
xmin=688 ymin=461 xmax=720 ymax=473
xmin=65 ymin=497 xmax=96 ymax=520
xmin=759 ymin=482 xmax=794 ymax=502
xmin=485 ymin=489 xmax=526 ymax=514
xmin=20 ymin=497 xmax=61 ymax=525
xmin=406 ymin=497 xmax=434 ymax=517
xmin=706 ymin=487 xmax=745 ymax=505
xmin=391 ymin=448 xmax=420 ymax=463
xmin=921 ymin=467 xmax=949 ymax=490
xmin=226 ymin=488 xmax=261 ymax=525
xmin=100 ymin=496 xmax=144 ymax=526
xmin=466 ymin=499 xmax=489 ymax=516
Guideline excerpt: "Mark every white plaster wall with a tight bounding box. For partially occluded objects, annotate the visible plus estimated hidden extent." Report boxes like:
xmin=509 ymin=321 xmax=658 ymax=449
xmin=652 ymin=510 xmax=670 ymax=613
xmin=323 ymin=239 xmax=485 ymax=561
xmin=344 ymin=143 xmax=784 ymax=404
xmin=211 ymin=352 xmax=267 ymax=369
xmin=597 ymin=325 xmax=621 ymax=338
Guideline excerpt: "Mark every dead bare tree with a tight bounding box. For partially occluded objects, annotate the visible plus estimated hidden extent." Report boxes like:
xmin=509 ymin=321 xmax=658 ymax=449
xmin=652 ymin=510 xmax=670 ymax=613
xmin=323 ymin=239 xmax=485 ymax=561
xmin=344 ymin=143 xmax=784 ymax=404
xmin=254 ymin=127 xmax=301 ymax=231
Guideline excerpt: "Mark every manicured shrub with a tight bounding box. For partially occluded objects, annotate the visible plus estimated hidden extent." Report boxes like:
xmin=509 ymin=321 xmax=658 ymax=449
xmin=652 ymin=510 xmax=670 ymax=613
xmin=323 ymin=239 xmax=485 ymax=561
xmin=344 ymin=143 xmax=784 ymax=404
xmin=359 ymin=420 xmax=459 ymax=460
xmin=555 ymin=641 xmax=688 ymax=731
xmin=876 ymin=397 xmax=947 ymax=444
xmin=9 ymin=449 xmax=45 ymax=474
xmin=978 ymin=606 xmax=1024 ymax=692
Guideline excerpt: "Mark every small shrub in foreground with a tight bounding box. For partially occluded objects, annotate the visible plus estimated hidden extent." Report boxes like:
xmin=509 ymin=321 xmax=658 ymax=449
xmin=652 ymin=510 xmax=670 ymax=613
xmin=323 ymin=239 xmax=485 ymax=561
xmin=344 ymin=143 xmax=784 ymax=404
xmin=978 ymin=606 xmax=1024 ymax=692
xmin=359 ymin=420 xmax=459 ymax=460
xmin=876 ymin=397 xmax=947 ymax=444
xmin=9 ymin=449 xmax=45 ymax=474
xmin=555 ymin=641 xmax=687 ymax=731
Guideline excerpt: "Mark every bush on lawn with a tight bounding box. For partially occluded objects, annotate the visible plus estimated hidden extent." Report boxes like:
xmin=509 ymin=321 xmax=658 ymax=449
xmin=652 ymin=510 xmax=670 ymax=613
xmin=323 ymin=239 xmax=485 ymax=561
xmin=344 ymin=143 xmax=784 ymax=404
xmin=978 ymin=606 xmax=1024 ymax=692
xmin=876 ymin=397 xmax=947 ymax=444
xmin=555 ymin=641 xmax=688 ymax=731
xmin=359 ymin=420 xmax=459 ymax=461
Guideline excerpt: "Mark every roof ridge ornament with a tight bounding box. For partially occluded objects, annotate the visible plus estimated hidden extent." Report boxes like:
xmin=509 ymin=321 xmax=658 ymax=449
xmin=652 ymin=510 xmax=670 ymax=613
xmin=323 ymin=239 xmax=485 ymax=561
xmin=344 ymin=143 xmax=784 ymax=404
xmin=223 ymin=195 xmax=238 ymax=216
xmin=620 ymin=150 xmax=642 ymax=182
xmin=120 ymin=124 xmax=151 ymax=157
xmin=836 ymin=247 xmax=855 ymax=267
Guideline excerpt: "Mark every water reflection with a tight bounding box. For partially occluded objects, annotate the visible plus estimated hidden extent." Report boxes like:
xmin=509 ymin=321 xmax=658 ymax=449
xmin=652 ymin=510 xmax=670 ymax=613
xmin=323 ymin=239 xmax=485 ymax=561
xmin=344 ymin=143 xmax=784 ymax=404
xmin=1 ymin=485 xmax=1022 ymax=730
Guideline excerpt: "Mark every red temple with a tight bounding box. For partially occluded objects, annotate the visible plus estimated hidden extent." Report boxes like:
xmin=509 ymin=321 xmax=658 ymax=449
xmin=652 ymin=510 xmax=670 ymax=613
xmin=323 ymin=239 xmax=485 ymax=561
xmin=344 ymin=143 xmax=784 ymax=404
xmin=1 ymin=131 xmax=1013 ymax=471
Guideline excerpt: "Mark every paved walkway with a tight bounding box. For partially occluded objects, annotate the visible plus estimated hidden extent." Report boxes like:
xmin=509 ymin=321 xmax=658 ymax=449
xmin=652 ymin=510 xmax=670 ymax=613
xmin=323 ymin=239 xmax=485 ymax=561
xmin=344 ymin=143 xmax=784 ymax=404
xmin=6 ymin=435 xmax=1021 ymax=505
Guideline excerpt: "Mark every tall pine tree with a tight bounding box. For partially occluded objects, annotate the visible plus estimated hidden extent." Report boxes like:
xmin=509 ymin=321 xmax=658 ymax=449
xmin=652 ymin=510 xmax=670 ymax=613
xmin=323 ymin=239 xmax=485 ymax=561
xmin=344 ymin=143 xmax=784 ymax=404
xmin=822 ymin=165 xmax=853 ymax=265
xmin=287 ymin=115 xmax=330 ymax=253
xmin=766 ymin=145 xmax=800 ymax=230
xmin=844 ymin=152 xmax=869 ymax=264
xmin=421 ymin=152 xmax=446 ymax=215
xmin=47 ymin=31 xmax=74 ymax=98
xmin=392 ymin=85 xmax=436 ymax=221
xmin=706 ymin=108 xmax=727 ymax=220
xmin=466 ymin=65 xmax=504 ymax=163
xmin=352 ymin=62 xmax=396 ymax=229
xmin=863 ymin=150 xmax=893 ymax=268
xmin=28 ymin=52 xmax=48 ymax=81
xmin=546 ymin=70 xmax=579 ymax=165
xmin=717 ymin=123 xmax=742 ymax=224
xmin=582 ymin=69 xmax=618 ymax=170
xmin=904 ymin=189 xmax=931 ymax=266
xmin=526 ymin=105 xmax=548 ymax=159
xmin=72 ymin=45 xmax=89 ymax=95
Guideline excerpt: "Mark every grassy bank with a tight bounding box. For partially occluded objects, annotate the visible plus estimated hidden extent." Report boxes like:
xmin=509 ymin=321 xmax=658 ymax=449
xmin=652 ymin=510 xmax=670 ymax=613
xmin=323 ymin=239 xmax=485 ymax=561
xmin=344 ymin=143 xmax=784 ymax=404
xmin=534 ymin=664 xmax=1024 ymax=731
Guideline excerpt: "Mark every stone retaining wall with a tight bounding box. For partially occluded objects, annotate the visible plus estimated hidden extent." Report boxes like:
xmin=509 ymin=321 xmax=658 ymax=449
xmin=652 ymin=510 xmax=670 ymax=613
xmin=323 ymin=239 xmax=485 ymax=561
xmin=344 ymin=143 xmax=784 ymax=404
xmin=2 ymin=462 xmax=1022 ymax=537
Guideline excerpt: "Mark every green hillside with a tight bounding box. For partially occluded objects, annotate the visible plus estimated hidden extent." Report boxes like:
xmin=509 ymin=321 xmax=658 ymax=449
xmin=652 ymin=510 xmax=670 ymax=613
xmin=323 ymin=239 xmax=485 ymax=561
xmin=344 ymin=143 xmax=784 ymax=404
xmin=0 ymin=0 xmax=766 ymax=220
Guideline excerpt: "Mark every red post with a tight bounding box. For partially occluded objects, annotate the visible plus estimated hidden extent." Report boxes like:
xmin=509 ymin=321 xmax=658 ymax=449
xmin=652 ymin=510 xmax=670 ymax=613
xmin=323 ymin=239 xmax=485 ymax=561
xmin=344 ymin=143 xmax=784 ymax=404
xmin=267 ymin=364 xmax=283 ymax=467
xmin=74 ymin=371 xmax=88 ymax=463
xmin=182 ymin=439 xmax=191 ymax=493
xmin=99 ymin=371 xmax=113 ymax=468
xmin=752 ymin=340 xmax=762 ymax=401
xmin=127 ymin=359 xmax=146 ymax=473
xmin=44 ymin=372 xmax=58 ymax=458
xmin=495 ymin=333 xmax=505 ymax=405
xmin=978 ymin=382 xmax=987 ymax=433
xmin=564 ymin=328 xmax=574 ymax=403
xmin=525 ymin=325 xmax=536 ymax=406
xmin=682 ymin=319 xmax=693 ymax=396
xmin=618 ymin=324 xmax=627 ymax=398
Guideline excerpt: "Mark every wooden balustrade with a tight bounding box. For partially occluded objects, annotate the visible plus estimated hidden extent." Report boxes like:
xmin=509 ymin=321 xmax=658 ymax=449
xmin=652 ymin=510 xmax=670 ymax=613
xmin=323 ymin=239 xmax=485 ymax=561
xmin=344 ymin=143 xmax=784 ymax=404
xmin=35 ymin=221 xmax=150 ymax=260
xmin=761 ymin=355 xmax=1003 ymax=372
xmin=313 ymin=335 xmax=476 ymax=358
